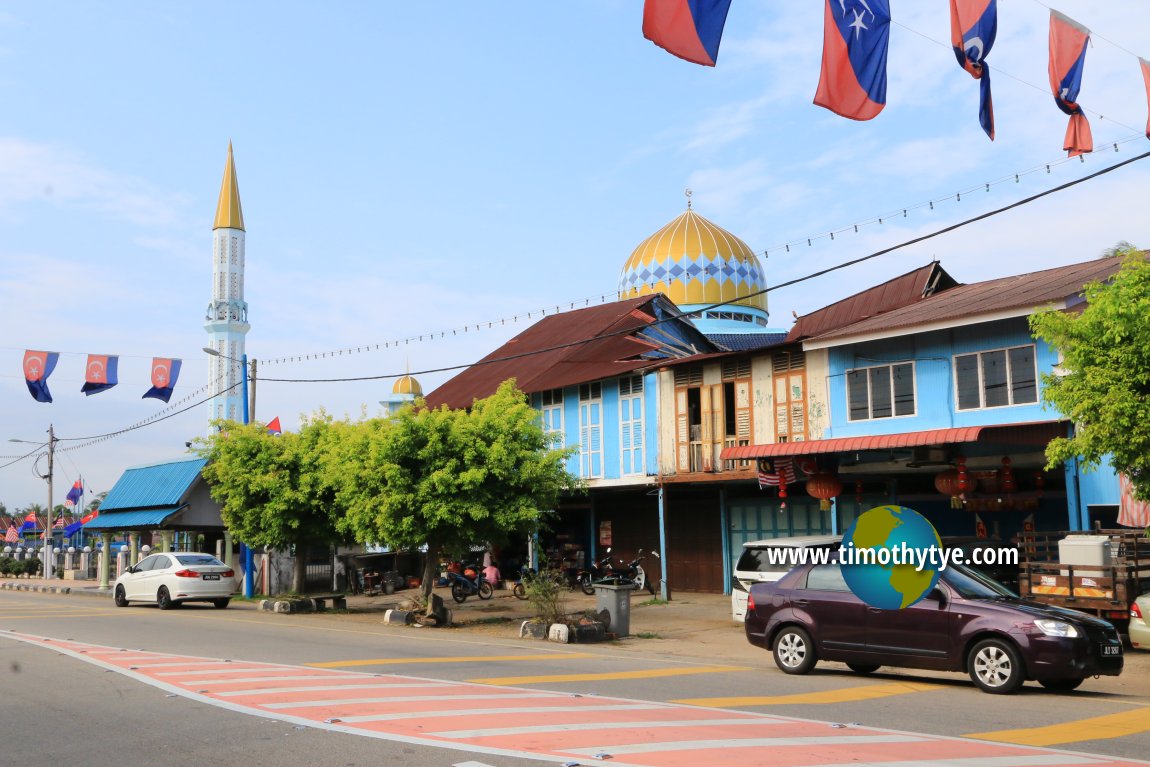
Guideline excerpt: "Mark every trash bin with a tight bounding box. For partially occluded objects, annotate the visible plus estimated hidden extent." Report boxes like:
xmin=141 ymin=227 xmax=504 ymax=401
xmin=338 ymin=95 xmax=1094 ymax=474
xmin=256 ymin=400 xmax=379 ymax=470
xmin=595 ymin=582 xmax=632 ymax=637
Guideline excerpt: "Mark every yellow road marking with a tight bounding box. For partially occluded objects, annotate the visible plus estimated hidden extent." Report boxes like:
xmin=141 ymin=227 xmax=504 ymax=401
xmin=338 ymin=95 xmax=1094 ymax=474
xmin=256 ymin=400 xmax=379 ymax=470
xmin=966 ymin=707 xmax=1150 ymax=746
xmin=675 ymin=681 xmax=940 ymax=707
xmin=470 ymin=665 xmax=748 ymax=685
xmin=308 ymin=653 xmax=596 ymax=668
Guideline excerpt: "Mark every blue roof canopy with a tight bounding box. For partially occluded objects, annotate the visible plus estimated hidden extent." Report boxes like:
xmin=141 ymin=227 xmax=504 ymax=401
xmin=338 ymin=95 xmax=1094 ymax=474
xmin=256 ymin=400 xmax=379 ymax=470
xmin=99 ymin=458 xmax=208 ymax=512
xmin=84 ymin=508 xmax=183 ymax=530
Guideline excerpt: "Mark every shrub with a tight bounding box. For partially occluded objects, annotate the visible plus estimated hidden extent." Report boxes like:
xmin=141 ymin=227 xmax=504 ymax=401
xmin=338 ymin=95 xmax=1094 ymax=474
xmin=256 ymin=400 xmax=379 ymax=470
xmin=22 ymin=558 xmax=41 ymax=577
xmin=523 ymin=568 xmax=567 ymax=627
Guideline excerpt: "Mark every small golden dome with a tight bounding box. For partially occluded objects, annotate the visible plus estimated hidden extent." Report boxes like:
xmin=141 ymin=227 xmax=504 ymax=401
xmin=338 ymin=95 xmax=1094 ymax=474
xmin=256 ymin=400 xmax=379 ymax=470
xmin=618 ymin=209 xmax=767 ymax=313
xmin=392 ymin=374 xmax=423 ymax=396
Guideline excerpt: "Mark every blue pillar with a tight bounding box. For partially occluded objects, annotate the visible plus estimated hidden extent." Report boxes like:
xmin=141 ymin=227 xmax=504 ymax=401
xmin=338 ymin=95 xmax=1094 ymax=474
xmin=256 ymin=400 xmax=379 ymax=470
xmin=588 ymin=496 xmax=597 ymax=562
xmin=720 ymin=486 xmax=731 ymax=595
xmin=657 ymin=486 xmax=669 ymax=601
xmin=240 ymin=353 xmax=254 ymax=598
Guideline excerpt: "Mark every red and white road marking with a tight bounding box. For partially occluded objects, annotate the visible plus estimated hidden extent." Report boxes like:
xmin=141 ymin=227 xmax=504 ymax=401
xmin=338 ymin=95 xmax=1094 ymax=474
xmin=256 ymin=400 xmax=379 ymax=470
xmin=5 ymin=631 xmax=1146 ymax=767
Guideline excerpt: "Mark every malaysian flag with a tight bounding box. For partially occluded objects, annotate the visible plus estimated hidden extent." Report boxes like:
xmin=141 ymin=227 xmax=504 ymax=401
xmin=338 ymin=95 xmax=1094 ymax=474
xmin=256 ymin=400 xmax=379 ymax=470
xmin=757 ymin=458 xmax=797 ymax=488
xmin=4 ymin=525 xmax=17 ymax=544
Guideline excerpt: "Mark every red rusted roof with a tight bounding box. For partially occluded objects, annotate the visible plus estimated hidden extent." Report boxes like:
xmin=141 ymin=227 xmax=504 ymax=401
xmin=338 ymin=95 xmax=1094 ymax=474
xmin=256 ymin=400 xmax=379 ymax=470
xmin=720 ymin=421 xmax=1065 ymax=460
xmin=806 ymin=257 xmax=1127 ymax=345
xmin=785 ymin=262 xmax=957 ymax=343
xmin=426 ymin=295 xmax=713 ymax=409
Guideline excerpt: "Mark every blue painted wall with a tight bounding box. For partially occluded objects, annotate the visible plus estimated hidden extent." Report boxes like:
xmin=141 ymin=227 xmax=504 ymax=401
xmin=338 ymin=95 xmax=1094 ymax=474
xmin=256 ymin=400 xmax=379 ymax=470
xmin=824 ymin=318 xmax=1061 ymax=437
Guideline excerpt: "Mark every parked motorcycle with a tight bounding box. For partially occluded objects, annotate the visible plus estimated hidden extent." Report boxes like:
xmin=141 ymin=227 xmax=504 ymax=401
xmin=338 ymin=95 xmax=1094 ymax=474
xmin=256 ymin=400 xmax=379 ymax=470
xmin=614 ymin=549 xmax=660 ymax=595
xmin=578 ymin=548 xmax=615 ymax=595
xmin=511 ymin=566 xmax=536 ymax=600
xmin=446 ymin=565 xmax=493 ymax=603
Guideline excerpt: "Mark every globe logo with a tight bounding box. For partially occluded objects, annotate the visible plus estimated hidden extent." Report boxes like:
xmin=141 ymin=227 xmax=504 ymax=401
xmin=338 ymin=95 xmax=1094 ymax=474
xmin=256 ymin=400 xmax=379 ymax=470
xmin=839 ymin=505 xmax=943 ymax=609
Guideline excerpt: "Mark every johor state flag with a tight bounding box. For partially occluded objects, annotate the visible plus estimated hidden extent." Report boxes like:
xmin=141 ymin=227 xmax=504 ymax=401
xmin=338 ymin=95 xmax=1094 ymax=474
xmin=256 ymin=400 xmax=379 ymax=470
xmin=23 ymin=350 xmax=59 ymax=403
xmin=814 ymin=0 xmax=891 ymax=121
xmin=267 ymin=417 xmax=282 ymax=436
xmin=1140 ymin=58 xmax=1150 ymax=139
xmin=642 ymin=0 xmax=733 ymax=67
xmin=142 ymin=357 xmax=182 ymax=403
xmin=64 ymin=479 xmax=83 ymax=508
xmin=81 ymin=354 xmax=119 ymax=395
xmin=1048 ymin=10 xmax=1092 ymax=156
xmin=950 ymin=0 xmax=997 ymax=139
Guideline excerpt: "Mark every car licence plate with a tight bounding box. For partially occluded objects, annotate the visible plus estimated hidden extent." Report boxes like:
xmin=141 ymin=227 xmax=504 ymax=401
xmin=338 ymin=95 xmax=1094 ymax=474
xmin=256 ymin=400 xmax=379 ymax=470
xmin=1101 ymin=644 xmax=1121 ymax=656
xmin=203 ymin=574 xmax=221 ymax=581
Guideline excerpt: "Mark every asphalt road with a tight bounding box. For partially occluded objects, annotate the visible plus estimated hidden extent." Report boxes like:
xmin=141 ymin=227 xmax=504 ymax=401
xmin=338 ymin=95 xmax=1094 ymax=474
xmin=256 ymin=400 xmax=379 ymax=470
xmin=1 ymin=588 xmax=1147 ymax=767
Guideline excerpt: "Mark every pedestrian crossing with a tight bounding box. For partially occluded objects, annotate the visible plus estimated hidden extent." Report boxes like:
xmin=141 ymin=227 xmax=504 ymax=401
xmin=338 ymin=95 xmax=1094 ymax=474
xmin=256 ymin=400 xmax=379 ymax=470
xmin=4 ymin=629 xmax=1147 ymax=767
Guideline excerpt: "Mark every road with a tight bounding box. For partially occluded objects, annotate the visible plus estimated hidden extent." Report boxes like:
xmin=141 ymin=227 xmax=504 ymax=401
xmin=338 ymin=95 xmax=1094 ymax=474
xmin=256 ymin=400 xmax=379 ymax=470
xmin=1 ymin=588 xmax=1147 ymax=767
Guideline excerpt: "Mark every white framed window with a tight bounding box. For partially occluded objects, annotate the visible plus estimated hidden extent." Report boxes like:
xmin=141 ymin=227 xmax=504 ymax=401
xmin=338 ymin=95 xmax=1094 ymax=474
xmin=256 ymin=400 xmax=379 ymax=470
xmin=540 ymin=388 xmax=563 ymax=442
xmin=619 ymin=375 xmax=644 ymax=475
xmin=954 ymin=345 xmax=1038 ymax=410
xmin=579 ymin=382 xmax=602 ymax=478
xmin=846 ymin=362 xmax=915 ymax=421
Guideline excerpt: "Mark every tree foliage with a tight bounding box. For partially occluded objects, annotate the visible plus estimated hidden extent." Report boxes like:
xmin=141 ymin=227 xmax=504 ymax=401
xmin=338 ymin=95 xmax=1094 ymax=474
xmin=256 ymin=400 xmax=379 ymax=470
xmin=1030 ymin=248 xmax=1150 ymax=500
xmin=329 ymin=379 xmax=581 ymax=604
xmin=197 ymin=415 xmax=344 ymax=592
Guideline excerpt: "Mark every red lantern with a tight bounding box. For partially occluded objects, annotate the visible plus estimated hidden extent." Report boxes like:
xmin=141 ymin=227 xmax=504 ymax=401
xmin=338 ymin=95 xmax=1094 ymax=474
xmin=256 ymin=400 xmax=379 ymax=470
xmin=956 ymin=455 xmax=971 ymax=494
xmin=934 ymin=468 xmax=964 ymax=509
xmin=778 ymin=480 xmax=788 ymax=511
xmin=806 ymin=472 xmax=843 ymax=511
xmin=1000 ymin=456 xmax=1015 ymax=493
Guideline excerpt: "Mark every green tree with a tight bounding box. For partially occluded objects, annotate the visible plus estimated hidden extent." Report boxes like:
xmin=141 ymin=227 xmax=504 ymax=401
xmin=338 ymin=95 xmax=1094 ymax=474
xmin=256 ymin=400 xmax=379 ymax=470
xmin=1030 ymin=248 xmax=1150 ymax=502
xmin=330 ymin=380 xmax=580 ymax=610
xmin=198 ymin=416 xmax=345 ymax=593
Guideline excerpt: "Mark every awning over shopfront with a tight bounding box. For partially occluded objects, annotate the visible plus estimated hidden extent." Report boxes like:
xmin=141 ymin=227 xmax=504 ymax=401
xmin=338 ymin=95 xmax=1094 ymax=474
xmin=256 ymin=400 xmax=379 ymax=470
xmin=720 ymin=421 xmax=1066 ymax=461
xmin=84 ymin=507 xmax=185 ymax=531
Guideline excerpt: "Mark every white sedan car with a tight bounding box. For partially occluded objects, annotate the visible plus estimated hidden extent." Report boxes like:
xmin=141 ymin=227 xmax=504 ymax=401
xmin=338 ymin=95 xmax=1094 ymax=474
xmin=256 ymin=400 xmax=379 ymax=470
xmin=1132 ymin=593 xmax=1150 ymax=650
xmin=114 ymin=552 xmax=237 ymax=610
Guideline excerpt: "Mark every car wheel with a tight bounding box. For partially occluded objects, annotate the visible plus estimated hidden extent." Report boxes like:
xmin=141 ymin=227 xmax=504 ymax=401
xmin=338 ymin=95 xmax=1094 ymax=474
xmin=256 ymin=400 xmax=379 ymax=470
xmin=968 ymin=638 xmax=1025 ymax=694
xmin=451 ymin=582 xmax=467 ymax=603
xmin=1039 ymin=677 xmax=1084 ymax=692
xmin=114 ymin=585 xmax=129 ymax=608
xmin=478 ymin=581 xmax=493 ymax=600
xmin=212 ymin=598 xmax=230 ymax=609
xmin=157 ymin=586 xmax=175 ymax=611
xmin=773 ymin=626 xmax=818 ymax=675
xmin=846 ymin=663 xmax=880 ymax=674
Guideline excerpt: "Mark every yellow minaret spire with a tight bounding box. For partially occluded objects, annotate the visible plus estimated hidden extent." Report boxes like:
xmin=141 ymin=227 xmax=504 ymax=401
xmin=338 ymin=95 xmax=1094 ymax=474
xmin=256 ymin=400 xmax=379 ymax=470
xmin=213 ymin=141 xmax=245 ymax=231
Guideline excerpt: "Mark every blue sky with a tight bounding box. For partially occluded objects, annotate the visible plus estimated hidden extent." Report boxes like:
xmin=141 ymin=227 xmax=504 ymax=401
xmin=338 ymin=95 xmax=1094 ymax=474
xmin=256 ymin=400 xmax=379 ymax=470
xmin=2 ymin=1 xmax=1149 ymax=511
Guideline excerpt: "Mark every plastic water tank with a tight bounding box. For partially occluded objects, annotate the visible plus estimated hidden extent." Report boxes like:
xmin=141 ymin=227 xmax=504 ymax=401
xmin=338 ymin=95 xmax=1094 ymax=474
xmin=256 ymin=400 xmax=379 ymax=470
xmin=1058 ymin=534 xmax=1112 ymax=576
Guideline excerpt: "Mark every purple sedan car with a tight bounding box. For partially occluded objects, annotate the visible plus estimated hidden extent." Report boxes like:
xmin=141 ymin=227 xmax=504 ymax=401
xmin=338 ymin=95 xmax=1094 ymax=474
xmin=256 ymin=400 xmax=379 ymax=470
xmin=745 ymin=559 xmax=1123 ymax=694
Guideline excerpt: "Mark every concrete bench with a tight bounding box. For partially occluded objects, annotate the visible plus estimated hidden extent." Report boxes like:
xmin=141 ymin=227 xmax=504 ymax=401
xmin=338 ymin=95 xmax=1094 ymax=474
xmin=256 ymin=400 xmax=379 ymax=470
xmin=310 ymin=594 xmax=347 ymax=611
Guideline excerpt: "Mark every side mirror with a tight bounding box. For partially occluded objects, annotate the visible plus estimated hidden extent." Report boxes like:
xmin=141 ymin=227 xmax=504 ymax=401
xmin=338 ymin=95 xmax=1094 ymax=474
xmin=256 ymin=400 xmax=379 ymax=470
xmin=928 ymin=587 xmax=947 ymax=607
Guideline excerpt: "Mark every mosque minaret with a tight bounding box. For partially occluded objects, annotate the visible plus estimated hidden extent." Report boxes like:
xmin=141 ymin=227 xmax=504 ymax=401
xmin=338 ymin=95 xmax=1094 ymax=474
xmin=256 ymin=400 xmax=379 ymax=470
xmin=204 ymin=142 xmax=250 ymax=429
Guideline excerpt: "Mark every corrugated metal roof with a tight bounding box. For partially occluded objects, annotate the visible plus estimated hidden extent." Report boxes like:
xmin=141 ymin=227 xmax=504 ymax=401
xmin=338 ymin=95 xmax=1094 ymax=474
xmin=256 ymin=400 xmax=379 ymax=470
xmin=426 ymin=295 xmax=717 ymax=409
xmin=806 ymin=257 xmax=1126 ymax=345
xmin=720 ymin=421 xmax=1065 ymax=460
xmin=99 ymin=458 xmax=208 ymax=512
xmin=85 ymin=508 xmax=183 ymax=530
xmin=786 ymin=262 xmax=956 ymax=343
xmin=708 ymin=332 xmax=788 ymax=352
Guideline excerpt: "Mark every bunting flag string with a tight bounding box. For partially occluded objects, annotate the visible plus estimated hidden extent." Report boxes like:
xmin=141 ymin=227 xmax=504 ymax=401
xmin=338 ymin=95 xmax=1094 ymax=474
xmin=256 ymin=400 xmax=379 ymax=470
xmin=1140 ymin=57 xmax=1150 ymax=138
xmin=81 ymin=354 xmax=119 ymax=396
xmin=814 ymin=0 xmax=891 ymax=121
xmin=1048 ymin=10 xmax=1093 ymax=157
xmin=642 ymin=0 xmax=733 ymax=67
xmin=950 ymin=0 xmax=997 ymax=140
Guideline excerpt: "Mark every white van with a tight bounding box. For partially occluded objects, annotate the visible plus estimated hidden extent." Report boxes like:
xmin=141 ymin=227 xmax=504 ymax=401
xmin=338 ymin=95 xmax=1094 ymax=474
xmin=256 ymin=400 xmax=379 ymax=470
xmin=730 ymin=535 xmax=841 ymax=622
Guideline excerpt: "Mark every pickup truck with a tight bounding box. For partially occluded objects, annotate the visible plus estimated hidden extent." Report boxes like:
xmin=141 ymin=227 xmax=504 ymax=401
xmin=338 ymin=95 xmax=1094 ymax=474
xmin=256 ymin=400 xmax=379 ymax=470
xmin=1017 ymin=529 xmax=1150 ymax=634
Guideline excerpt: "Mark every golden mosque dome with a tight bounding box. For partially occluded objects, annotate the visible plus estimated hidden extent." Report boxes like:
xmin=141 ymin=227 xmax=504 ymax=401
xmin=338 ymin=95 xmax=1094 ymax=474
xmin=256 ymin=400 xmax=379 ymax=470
xmin=618 ymin=208 xmax=769 ymax=317
xmin=392 ymin=374 xmax=423 ymax=396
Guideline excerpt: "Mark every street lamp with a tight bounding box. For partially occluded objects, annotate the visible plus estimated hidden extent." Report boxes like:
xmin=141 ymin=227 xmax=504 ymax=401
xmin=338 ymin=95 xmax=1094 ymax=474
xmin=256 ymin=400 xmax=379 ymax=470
xmin=9 ymin=425 xmax=58 ymax=580
xmin=202 ymin=346 xmax=256 ymax=598
xmin=202 ymin=347 xmax=256 ymax=425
